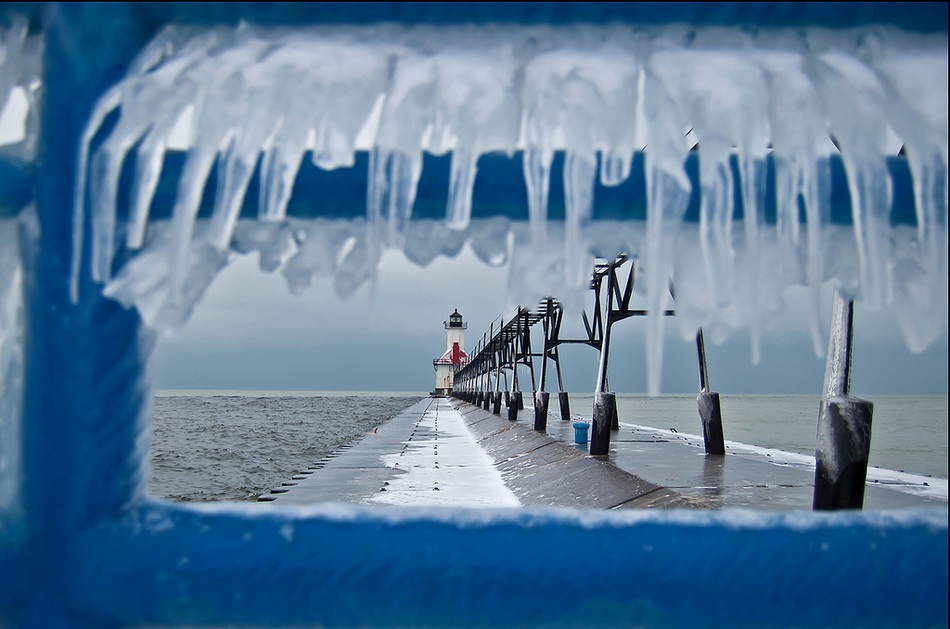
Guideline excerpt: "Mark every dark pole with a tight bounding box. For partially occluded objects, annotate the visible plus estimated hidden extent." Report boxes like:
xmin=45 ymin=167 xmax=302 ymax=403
xmin=552 ymin=306 xmax=571 ymax=421
xmin=508 ymin=312 xmax=521 ymax=422
xmin=535 ymin=298 xmax=554 ymax=431
xmin=696 ymin=329 xmax=725 ymax=455
xmin=813 ymin=288 xmax=873 ymax=510
xmin=590 ymin=265 xmax=617 ymax=456
xmin=492 ymin=332 xmax=503 ymax=415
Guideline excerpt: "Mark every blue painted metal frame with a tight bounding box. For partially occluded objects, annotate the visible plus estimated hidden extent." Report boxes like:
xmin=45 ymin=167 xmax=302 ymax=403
xmin=1 ymin=3 xmax=947 ymax=627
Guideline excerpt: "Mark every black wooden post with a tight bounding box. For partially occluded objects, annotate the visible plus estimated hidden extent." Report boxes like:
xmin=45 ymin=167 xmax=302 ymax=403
xmin=508 ymin=391 xmax=522 ymax=422
xmin=696 ymin=329 xmax=725 ymax=455
xmin=558 ymin=391 xmax=571 ymax=422
xmin=814 ymin=396 xmax=873 ymax=510
xmin=534 ymin=392 xmax=550 ymax=430
xmin=492 ymin=351 xmax=503 ymax=415
xmin=509 ymin=313 xmax=522 ymax=418
xmin=591 ymin=392 xmax=616 ymax=456
xmin=590 ymin=264 xmax=617 ymax=456
xmin=534 ymin=298 xmax=556 ymax=431
xmin=813 ymin=289 xmax=874 ymax=510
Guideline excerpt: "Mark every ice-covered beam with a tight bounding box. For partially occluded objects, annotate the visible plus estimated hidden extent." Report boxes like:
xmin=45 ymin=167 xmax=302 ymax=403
xmin=65 ymin=503 xmax=947 ymax=628
xmin=1 ymin=3 xmax=948 ymax=627
xmin=61 ymin=7 xmax=946 ymax=372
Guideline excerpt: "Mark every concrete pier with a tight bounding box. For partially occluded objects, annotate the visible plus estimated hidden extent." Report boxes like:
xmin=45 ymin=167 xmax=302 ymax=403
xmin=267 ymin=398 xmax=518 ymax=507
xmin=265 ymin=398 xmax=946 ymax=510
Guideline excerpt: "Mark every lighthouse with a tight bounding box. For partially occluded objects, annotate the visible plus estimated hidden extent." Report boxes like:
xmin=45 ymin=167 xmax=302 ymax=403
xmin=432 ymin=309 xmax=469 ymax=396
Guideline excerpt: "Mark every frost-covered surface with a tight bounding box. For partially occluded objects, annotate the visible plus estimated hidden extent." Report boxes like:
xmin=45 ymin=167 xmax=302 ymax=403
xmin=371 ymin=399 xmax=521 ymax=507
xmin=0 ymin=216 xmax=23 ymax=513
xmin=0 ymin=17 xmax=41 ymax=160
xmin=182 ymin=495 xmax=949 ymax=533
xmin=73 ymin=22 xmax=947 ymax=395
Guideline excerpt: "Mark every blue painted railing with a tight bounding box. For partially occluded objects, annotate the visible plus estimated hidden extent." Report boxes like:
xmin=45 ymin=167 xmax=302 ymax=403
xmin=1 ymin=3 xmax=947 ymax=627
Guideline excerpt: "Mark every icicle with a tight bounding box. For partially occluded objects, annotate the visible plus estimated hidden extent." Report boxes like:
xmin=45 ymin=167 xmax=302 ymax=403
xmin=255 ymin=58 xmax=319 ymax=223
xmin=88 ymin=140 xmax=130 ymax=283
xmin=640 ymin=54 xmax=693 ymax=396
xmin=739 ymin=154 xmax=769 ymax=364
xmin=696 ymin=147 xmax=736 ymax=313
xmin=599 ymin=151 xmax=633 ymax=188
xmin=770 ymin=154 xmax=803 ymax=294
xmin=802 ymin=157 xmax=833 ymax=357
xmin=205 ymin=89 xmax=282 ymax=250
xmin=872 ymin=41 xmax=948 ymax=350
xmin=127 ymin=138 xmax=167 ymax=250
xmin=895 ymin=150 xmax=948 ymax=352
xmin=757 ymin=41 xmax=836 ymax=357
xmin=259 ymin=137 xmax=305 ymax=223
xmin=643 ymin=164 xmax=691 ymax=396
xmin=844 ymin=155 xmax=892 ymax=306
xmin=384 ymin=151 xmax=422 ymax=248
xmin=563 ymin=152 xmax=595 ymax=291
xmin=206 ymin=139 xmax=255 ymax=251
xmin=71 ymin=87 xmax=122 ymax=301
xmin=814 ymin=49 xmax=895 ymax=307
xmin=164 ymin=147 xmax=218 ymax=313
xmin=445 ymin=146 xmax=477 ymax=231
xmin=522 ymin=148 xmax=552 ymax=248
xmin=64 ymin=21 xmax=946 ymax=367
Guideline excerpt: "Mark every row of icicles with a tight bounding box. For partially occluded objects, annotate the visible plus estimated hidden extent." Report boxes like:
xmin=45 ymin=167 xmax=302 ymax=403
xmin=2 ymin=20 xmax=945 ymax=393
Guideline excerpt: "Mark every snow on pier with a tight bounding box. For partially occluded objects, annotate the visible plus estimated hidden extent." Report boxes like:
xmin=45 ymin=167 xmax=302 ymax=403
xmin=269 ymin=398 xmax=520 ymax=507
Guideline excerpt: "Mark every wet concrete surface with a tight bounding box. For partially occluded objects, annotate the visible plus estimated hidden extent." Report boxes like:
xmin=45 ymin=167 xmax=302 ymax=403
xmin=498 ymin=400 xmax=946 ymax=511
xmin=264 ymin=397 xmax=946 ymax=511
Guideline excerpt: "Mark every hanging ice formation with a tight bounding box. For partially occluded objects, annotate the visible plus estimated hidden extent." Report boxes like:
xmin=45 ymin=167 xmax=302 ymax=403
xmin=0 ymin=17 xmax=39 ymax=161
xmin=67 ymin=22 xmax=947 ymax=391
xmin=0 ymin=17 xmax=39 ymax=512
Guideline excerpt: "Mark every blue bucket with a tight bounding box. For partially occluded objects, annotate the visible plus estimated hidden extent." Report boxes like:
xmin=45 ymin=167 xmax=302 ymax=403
xmin=573 ymin=422 xmax=589 ymax=444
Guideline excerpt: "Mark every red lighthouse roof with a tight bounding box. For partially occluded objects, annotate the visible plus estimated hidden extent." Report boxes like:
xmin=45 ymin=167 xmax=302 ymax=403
xmin=434 ymin=342 xmax=469 ymax=366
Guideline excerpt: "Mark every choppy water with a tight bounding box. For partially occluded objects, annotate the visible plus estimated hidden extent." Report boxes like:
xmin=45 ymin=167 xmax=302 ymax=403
xmin=150 ymin=391 xmax=422 ymax=502
xmin=150 ymin=391 xmax=947 ymax=503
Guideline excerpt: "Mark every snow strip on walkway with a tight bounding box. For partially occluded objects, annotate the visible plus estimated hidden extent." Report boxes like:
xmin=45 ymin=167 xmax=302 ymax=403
xmin=371 ymin=399 xmax=521 ymax=507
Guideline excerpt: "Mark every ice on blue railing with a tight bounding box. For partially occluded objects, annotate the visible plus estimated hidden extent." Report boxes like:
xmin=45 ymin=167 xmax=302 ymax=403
xmin=0 ymin=17 xmax=41 ymax=161
xmin=72 ymin=22 xmax=948 ymax=393
xmin=0 ymin=18 xmax=39 ymax=516
xmin=0 ymin=216 xmax=23 ymax=512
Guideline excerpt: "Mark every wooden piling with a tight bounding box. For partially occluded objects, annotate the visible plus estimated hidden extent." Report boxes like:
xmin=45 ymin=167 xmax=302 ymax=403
xmin=813 ymin=289 xmax=874 ymax=510
xmin=534 ymin=391 xmax=550 ymax=431
xmin=558 ymin=391 xmax=571 ymax=422
xmin=508 ymin=391 xmax=522 ymax=422
xmin=590 ymin=392 xmax=616 ymax=456
xmin=814 ymin=397 xmax=874 ymax=510
xmin=695 ymin=329 xmax=725 ymax=455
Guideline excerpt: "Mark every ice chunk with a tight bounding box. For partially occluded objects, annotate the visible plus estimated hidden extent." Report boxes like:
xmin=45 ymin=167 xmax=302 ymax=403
xmin=0 ymin=17 xmax=41 ymax=161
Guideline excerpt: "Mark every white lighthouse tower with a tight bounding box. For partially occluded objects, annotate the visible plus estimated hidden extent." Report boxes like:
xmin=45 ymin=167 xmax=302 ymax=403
xmin=432 ymin=309 xmax=468 ymax=396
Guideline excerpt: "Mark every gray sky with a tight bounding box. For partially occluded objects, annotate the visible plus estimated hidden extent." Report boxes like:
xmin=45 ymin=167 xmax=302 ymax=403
xmin=153 ymin=244 xmax=949 ymax=396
